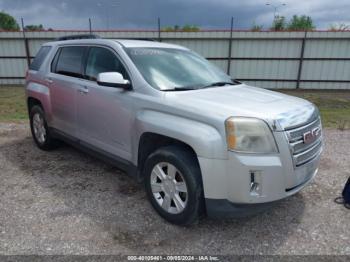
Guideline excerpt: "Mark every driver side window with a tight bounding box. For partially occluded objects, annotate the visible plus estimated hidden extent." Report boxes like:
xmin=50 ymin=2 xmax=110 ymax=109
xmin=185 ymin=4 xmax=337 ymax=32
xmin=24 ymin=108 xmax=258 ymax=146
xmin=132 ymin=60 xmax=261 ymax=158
xmin=85 ymin=47 xmax=128 ymax=81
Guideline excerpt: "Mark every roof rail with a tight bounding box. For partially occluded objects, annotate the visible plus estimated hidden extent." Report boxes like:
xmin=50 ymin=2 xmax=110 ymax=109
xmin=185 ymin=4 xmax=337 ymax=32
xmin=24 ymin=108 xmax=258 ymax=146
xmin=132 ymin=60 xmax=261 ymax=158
xmin=117 ymin=38 xmax=157 ymax=42
xmin=55 ymin=34 xmax=101 ymax=41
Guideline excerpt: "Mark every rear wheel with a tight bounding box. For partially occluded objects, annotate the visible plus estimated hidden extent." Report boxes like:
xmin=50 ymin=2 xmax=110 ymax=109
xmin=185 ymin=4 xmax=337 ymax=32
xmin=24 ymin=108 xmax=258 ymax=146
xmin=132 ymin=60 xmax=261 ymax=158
xmin=29 ymin=105 xmax=59 ymax=150
xmin=144 ymin=146 xmax=204 ymax=225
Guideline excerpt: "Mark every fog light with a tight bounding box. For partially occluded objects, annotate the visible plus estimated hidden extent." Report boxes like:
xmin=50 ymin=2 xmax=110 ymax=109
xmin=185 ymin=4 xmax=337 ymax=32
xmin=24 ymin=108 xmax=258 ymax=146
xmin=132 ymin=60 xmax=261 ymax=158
xmin=250 ymin=171 xmax=263 ymax=196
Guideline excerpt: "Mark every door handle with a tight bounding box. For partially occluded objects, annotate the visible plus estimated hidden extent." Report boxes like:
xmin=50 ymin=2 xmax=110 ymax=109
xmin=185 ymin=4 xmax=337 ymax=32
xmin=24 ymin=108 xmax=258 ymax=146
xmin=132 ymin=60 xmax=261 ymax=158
xmin=45 ymin=77 xmax=53 ymax=84
xmin=78 ymin=86 xmax=89 ymax=94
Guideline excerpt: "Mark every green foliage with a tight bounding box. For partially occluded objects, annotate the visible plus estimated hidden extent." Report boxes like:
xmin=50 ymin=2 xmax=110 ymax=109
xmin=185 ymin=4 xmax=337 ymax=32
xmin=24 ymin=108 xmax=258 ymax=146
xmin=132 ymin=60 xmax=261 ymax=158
xmin=271 ymin=16 xmax=286 ymax=31
xmin=182 ymin=24 xmax=200 ymax=32
xmin=287 ymin=15 xmax=315 ymax=30
xmin=162 ymin=24 xmax=200 ymax=32
xmin=270 ymin=15 xmax=316 ymax=31
xmin=0 ymin=11 xmax=20 ymax=30
xmin=328 ymin=23 xmax=350 ymax=31
xmin=162 ymin=26 xmax=174 ymax=32
xmin=251 ymin=22 xmax=263 ymax=32
xmin=24 ymin=24 xmax=44 ymax=31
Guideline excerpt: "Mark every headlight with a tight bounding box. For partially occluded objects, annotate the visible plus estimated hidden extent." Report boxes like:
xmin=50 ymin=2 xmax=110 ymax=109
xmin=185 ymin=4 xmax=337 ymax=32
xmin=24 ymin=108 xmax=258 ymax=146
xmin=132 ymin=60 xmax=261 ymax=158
xmin=225 ymin=117 xmax=278 ymax=153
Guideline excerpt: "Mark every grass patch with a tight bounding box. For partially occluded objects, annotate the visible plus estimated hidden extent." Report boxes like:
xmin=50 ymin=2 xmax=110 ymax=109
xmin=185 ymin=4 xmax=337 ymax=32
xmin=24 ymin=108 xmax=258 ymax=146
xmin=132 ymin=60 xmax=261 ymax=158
xmin=0 ymin=86 xmax=350 ymax=129
xmin=0 ymin=86 xmax=27 ymax=122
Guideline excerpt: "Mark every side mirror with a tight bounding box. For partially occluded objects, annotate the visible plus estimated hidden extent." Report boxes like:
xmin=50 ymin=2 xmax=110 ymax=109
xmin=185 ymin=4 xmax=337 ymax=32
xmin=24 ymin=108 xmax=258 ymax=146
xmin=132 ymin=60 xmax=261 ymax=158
xmin=97 ymin=72 xmax=131 ymax=89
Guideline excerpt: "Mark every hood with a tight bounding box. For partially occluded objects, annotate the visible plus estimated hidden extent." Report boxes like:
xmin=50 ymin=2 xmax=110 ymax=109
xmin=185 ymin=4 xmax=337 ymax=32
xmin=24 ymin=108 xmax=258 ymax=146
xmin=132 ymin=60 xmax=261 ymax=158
xmin=164 ymin=84 xmax=318 ymax=131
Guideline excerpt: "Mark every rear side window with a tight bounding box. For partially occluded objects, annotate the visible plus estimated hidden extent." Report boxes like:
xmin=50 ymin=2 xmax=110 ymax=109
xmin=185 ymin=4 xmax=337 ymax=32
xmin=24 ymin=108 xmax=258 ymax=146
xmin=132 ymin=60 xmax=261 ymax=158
xmin=29 ymin=46 xmax=51 ymax=71
xmin=54 ymin=46 xmax=87 ymax=78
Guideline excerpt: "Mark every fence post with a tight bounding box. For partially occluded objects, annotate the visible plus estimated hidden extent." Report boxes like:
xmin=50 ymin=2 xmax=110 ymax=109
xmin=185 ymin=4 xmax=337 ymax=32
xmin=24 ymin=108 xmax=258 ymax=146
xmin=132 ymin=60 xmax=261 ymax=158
xmin=226 ymin=17 xmax=234 ymax=75
xmin=158 ymin=17 xmax=161 ymax=42
xmin=89 ymin=18 xmax=92 ymax=34
xmin=21 ymin=18 xmax=31 ymax=67
xmin=296 ymin=31 xmax=307 ymax=89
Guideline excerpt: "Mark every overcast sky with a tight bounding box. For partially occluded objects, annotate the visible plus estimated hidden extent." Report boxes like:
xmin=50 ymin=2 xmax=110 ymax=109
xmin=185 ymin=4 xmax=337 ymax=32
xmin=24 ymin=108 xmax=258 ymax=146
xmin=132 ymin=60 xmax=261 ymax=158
xmin=0 ymin=0 xmax=349 ymax=30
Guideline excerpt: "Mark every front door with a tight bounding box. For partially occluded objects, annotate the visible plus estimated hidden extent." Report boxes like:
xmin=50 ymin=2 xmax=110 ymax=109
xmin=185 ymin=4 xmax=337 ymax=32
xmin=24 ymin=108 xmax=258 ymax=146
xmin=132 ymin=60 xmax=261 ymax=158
xmin=76 ymin=46 xmax=134 ymax=161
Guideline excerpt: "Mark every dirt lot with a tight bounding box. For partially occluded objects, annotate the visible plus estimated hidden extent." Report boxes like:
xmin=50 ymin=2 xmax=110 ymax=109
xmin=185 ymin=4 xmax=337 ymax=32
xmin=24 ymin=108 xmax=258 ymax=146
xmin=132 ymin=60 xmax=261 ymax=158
xmin=0 ymin=123 xmax=349 ymax=256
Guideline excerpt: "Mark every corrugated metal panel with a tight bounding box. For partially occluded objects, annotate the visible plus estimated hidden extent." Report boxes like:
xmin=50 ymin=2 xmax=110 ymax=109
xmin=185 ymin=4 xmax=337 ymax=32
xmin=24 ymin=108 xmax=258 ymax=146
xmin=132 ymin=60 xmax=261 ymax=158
xmin=0 ymin=59 xmax=27 ymax=77
xmin=0 ymin=31 xmax=349 ymax=88
xmin=231 ymin=31 xmax=305 ymax=39
xmin=302 ymin=61 xmax=350 ymax=81
xmin=0 ymin=79 xmax=24 ymax=85
xmin=166 ymin=39 xmax=229 ymax=57
xmin=308 ymin=31 xmax=350 ymax=39
xmin=230 ymin=60 xmax=298 ymax=79
xmin=0 ymin=39 xmax=26 ymax=56
xmin=231 ymin=39 xmax=301 ymax=58
xmin=304 ymin=39 xmax=350 ymax=58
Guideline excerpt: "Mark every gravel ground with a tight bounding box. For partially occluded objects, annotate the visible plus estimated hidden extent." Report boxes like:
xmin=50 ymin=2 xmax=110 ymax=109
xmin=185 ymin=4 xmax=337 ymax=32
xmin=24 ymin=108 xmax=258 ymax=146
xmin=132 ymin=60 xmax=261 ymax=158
xmin=0 ymin=123 xmax=349 ymax=256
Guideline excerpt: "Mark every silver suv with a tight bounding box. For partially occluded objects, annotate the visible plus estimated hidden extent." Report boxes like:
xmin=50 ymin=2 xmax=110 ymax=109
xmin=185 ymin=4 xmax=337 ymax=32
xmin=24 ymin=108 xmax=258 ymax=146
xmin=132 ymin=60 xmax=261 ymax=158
xmin=25 ymin=35 xmax=323 ymax=225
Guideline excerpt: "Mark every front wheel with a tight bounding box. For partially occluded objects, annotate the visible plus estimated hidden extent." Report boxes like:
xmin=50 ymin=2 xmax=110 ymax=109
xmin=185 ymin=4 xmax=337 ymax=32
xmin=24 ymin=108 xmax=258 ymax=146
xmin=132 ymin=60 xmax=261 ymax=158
xmin=144 ymin=146 xmax=204 ymax=225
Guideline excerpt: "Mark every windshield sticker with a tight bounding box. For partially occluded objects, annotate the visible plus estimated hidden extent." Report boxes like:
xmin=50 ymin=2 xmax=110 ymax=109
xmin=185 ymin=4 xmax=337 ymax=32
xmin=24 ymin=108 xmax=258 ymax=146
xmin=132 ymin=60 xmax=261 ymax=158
xmin=130 ymin=49 xmax=164 ymax=56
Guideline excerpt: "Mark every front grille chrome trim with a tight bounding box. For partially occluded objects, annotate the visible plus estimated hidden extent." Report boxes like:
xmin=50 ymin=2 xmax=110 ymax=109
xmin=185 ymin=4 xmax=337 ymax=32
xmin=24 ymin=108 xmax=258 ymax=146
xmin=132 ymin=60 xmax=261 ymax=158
xmin=293 ymin=140 xmax=322 ymax=167
xmin=285 ymin=117 xmax=322 ymax=167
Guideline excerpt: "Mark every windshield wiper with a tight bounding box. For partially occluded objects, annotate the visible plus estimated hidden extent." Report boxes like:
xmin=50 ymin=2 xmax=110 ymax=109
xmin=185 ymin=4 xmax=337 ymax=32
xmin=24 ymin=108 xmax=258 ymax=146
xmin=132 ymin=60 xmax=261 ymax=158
xmin=162 ymin=86 xmax=198 ymax=91
xmin=201 ymin=81 xmax=235 ymax=89
xmin=163 ymin=87 xmax=197 ymax=91
xmin=164 ymin=80 xmax=242 ymax=91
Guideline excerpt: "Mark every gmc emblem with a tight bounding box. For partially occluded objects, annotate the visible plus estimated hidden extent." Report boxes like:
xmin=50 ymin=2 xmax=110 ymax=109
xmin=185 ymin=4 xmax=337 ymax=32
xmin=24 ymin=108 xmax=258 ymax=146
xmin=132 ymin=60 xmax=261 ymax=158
xmin=303 ymin=127 xmax=321 ymax=144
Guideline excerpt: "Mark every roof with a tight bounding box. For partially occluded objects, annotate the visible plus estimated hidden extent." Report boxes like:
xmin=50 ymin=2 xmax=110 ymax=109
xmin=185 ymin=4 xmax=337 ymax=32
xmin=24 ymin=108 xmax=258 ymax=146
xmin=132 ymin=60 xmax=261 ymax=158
xmin=113 ymin=39 xmax=187 ymax=50
xmin=44 ymin=38 xmax=187 ymax=50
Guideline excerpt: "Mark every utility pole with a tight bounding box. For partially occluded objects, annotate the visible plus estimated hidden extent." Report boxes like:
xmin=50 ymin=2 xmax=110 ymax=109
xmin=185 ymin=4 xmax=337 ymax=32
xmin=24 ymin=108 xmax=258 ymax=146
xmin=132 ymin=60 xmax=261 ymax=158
xmin=265 ymin=2 xmax=286 ymax=21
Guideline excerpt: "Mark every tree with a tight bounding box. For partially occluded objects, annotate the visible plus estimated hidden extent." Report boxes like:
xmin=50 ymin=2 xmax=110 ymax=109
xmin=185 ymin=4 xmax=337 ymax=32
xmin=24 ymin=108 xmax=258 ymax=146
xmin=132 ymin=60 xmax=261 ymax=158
xmin=0 ymin=11 xmax=20 ymax=30
xmin=162 ymin=24 xmax=200 ymax=32
xmin=162 ymin=26 xmax=174 ymax=32
xmin=329 ymin=23 xmax=350 ymax=31
xmin=251 ymin=22 xmax=263 ymax=32
xmin=24 ymin=24 xmax=44 ymax=31
xmin=287 ymin=15 xmax=315 ymax=30
xmin=271 ymin=16 xmax=286 ymax=31
xmin=182 ymin=24 xmax=200 ymax=32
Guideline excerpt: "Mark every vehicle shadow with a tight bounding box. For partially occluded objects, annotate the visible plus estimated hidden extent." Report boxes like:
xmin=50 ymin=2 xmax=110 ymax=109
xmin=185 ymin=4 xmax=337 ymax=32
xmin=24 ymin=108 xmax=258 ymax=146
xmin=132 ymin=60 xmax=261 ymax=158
xmin=1 ymin=135 xmax=306 ymax=255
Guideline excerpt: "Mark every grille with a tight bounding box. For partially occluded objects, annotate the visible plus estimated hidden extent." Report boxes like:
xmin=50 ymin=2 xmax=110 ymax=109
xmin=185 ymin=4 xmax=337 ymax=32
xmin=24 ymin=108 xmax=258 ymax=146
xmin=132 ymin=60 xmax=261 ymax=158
xmin=285 ymin=118 xmax=322 ymax=167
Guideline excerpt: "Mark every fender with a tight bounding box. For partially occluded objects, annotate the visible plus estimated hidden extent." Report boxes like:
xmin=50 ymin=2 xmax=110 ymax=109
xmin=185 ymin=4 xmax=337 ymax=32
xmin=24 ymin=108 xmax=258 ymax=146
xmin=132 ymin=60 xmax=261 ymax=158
xmin=132 ymin=109 xmax=228 ymax=164
xmin=26 ymin=82 xmax=52 ymax=123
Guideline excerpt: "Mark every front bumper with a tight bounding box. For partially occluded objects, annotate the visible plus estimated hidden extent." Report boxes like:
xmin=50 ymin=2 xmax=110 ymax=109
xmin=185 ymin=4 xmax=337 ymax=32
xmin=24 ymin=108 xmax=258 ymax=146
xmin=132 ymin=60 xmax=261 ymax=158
xmin=198 ymin=142 xmax=321 ymax=217
xmin=205 ymin=168 xmax=318 ymax=218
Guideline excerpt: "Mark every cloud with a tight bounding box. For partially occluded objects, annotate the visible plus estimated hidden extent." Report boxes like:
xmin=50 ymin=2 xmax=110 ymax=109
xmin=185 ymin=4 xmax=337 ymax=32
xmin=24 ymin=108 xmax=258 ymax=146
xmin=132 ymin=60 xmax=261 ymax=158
xmin=0 ymin=0 xmax=349 ymax=30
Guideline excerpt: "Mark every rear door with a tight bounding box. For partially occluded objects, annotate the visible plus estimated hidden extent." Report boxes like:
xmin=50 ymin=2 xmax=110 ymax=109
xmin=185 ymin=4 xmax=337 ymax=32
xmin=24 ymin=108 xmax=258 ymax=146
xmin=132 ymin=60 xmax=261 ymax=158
xmin=48 ymin=46 xmax=88 ymax=137
xmin=76 ymin=46 xmax=134 ymax=161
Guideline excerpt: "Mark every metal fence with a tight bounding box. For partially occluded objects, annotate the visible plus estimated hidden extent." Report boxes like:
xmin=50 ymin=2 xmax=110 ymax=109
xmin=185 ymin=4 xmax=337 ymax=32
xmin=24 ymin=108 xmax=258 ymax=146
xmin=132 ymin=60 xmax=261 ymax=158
xmin=0 ymin=30 xmax=349 ymax=89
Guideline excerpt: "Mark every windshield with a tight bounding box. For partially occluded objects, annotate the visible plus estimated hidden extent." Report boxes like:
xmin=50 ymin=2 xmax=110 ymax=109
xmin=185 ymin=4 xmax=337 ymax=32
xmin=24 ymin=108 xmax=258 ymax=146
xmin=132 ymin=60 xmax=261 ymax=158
xmin=126 ymin=47 xmax=233 ymax=90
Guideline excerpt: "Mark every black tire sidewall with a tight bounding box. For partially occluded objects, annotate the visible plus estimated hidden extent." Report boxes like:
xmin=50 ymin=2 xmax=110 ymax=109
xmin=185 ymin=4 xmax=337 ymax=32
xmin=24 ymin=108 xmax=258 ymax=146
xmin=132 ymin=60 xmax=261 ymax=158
xmin=29 ymin=105 xmax=56 ymax=150
xmin=144 ymin=146 xmax=204 ymax=225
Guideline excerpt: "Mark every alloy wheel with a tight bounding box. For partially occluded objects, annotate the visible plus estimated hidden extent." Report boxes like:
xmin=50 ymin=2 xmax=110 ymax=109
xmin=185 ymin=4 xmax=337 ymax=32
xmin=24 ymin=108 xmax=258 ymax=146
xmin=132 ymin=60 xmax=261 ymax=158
xmin=150 ymin=162 xmax=188 ymax=214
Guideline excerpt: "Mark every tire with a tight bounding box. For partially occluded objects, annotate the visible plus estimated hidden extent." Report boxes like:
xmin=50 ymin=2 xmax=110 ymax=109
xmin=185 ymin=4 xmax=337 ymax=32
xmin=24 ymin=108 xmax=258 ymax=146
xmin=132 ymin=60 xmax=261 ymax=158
xmin=144 ymin=145 xmax=204 ymax=225
xmin=29 ymin=105 xmax=59 ymax=150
